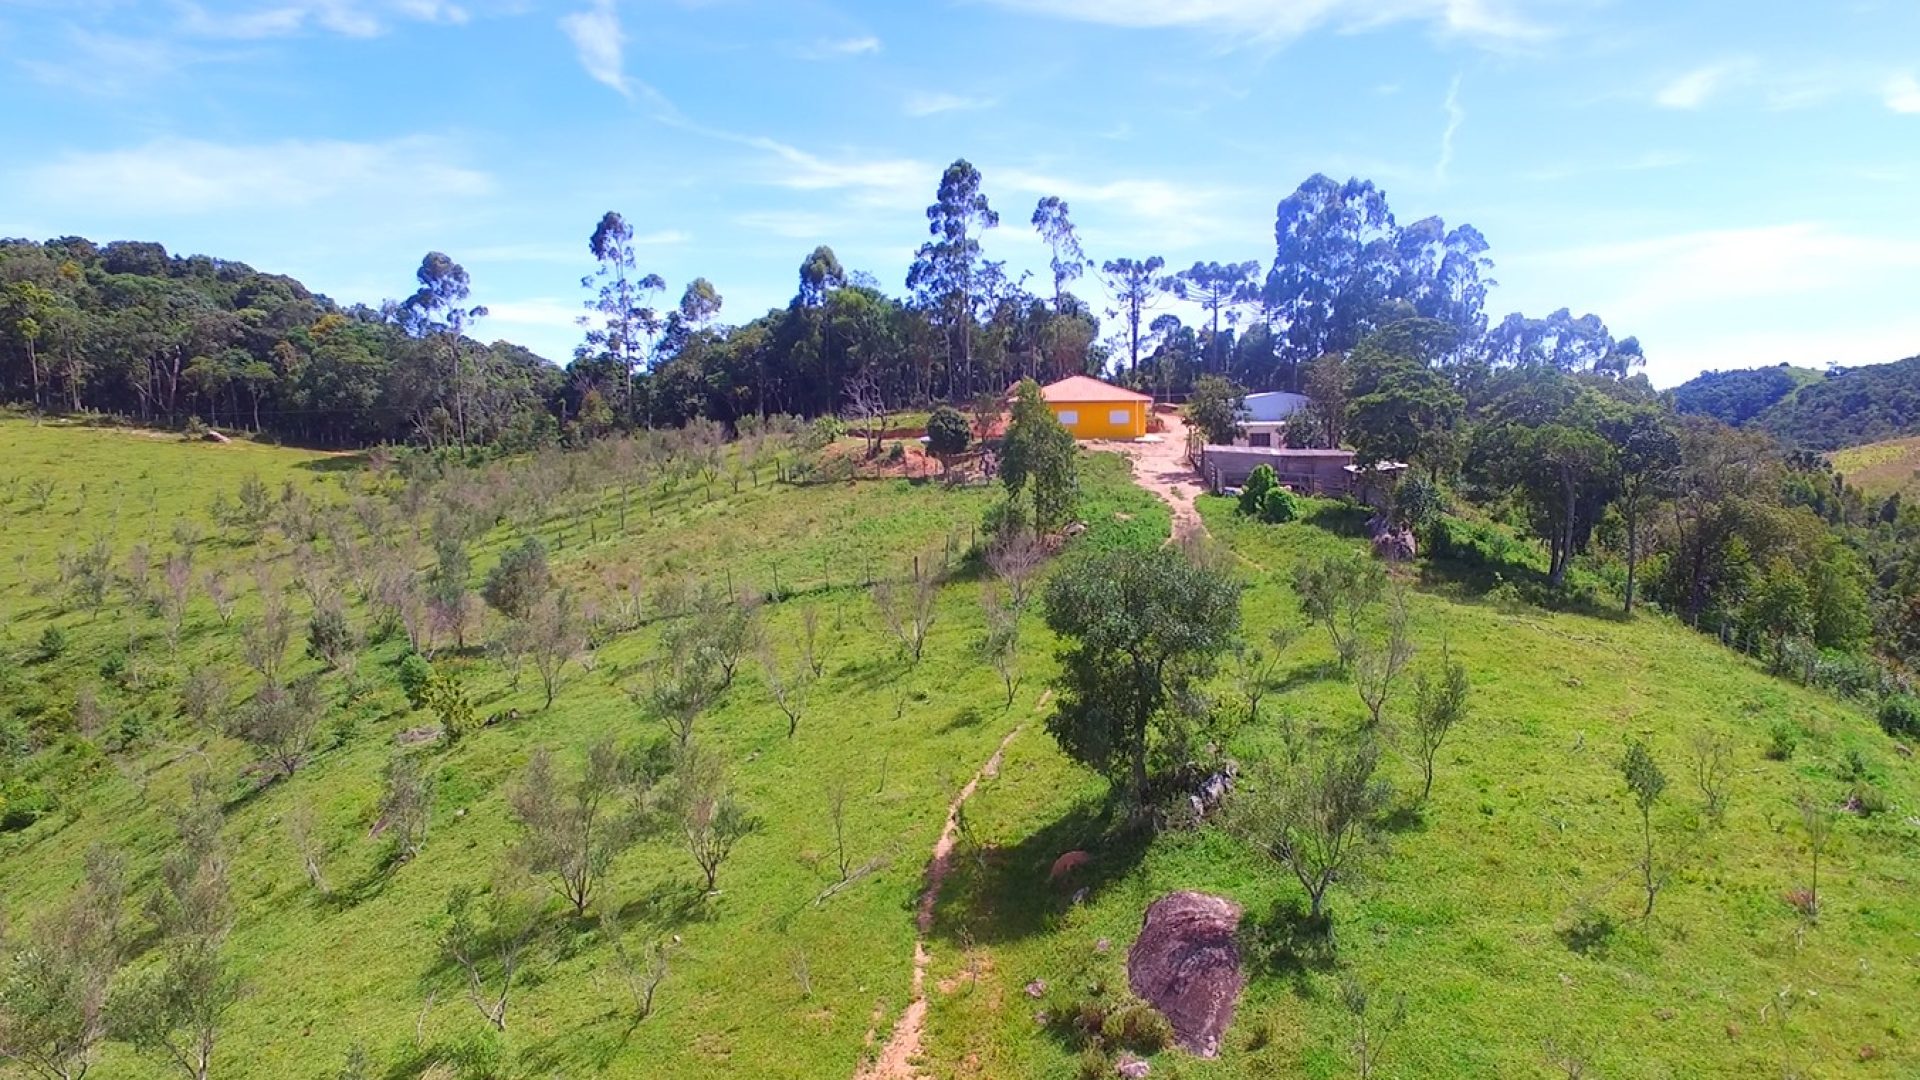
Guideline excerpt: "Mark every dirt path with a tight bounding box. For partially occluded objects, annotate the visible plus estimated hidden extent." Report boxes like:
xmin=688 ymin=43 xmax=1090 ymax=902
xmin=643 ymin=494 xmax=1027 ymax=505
xmin=856 ymin=695 xmax=1044 ymax=1080
xmin=1095 ymin=411 xmax=1209 ymax=544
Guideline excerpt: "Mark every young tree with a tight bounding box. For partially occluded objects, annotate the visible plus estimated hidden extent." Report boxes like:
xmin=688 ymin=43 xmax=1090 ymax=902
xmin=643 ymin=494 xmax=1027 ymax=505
xmin=1229 ymin=626 xmax=1296 ymax=725
xmin=1352 ymin=587 xmax=1414 ymax=728
xmin=1340 ymin=974 xmax=1407 ymax=1080
xmin=508 ymin=739 xmax=643 ymax=917
xmin=1619 ymin=739 xmax=1669 ymax=919
xmin=1689 ymin=729 xmax=1733 ymax=825
xmin=305 ymin=602 xmax=357 ymax=673
xmin=1042 ymin=548 xmax=1243 ymax=805
xmin=1293 ymin=551 xmax=1386 ymax=671
xmin=600 ymin=910 xmax=671 ymax=1023
xmin=675 ymin=745 xmax=755 ymax=892
xmin=426 ymin=536 xmax=472 ymax=651
xmin=985 ymin=527 xmax=1045 ymax=610
xmin=1234 ymin=736 xmax=1391 ymax=920
xmin=240 ymin=593 xmax=293 ymax=686
xmin=482 ymin=537 xmax=552 ymax=621
xmin=1795 ymin=792 xmax=1833 ymax=919
xmin=1183 ymin=374 xmax=1247 ymax=445
xmin=524 ymin=590 xmax=584 ymax=708
xmin=640 ymin=632 xmax=722 ymax=751
xmin=1000 ymin=379 xmax=1078 ymax=533
xmin=229 ymin=677 xmax=324 ymax=780
xmin=1409 ymin=647 xmax=1471 ymax=803
xmin=285 ymin=800 xmax=330 ymax=894
xmin=981 ymin=584 xmax=1021 ymax=707
xmin=756 ymin=641 xmax=813 ymax=738
xmin=926 ymin=405 xmax=970 ymax=474
xmin=439 ymin=879 xmax=541 ymax=1032
xmin=0 ymin=847 xmax=127 ymax=1080
xmin=374 ymin=754 xmax=434 ymax=864
xmin=799 ymin=604 xmax=840 ymax=679
xmin=422 ymin=670 xmax=478 ymax=744
xmin=872 ymin=559 xmax=939 ymax=664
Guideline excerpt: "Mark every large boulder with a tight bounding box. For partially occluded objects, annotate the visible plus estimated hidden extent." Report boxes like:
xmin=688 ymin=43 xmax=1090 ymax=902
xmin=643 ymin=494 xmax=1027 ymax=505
xmin=1368 ymin=515 xmax=1416 ymax=562
xmin=1126 ymin=892 xmax=1245 ymax=1057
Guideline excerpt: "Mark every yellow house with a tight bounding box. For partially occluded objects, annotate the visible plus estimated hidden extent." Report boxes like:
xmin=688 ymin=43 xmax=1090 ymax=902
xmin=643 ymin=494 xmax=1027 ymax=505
xmin=1035 ymin=375 xmax=1152 ymax=440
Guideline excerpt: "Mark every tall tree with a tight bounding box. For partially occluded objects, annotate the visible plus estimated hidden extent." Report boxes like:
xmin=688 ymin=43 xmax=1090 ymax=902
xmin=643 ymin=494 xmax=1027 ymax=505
xmin=796 ymin=246 xmax=846 ymax=308
xmin=1603 ymin=404 xmax=1680 ymax=615
xmin=678 ymin=278 xmax=723 ymax=329
xmin=1101 ymin=256 xmax=1167 ymax=379
xmin=907 ymin=160 xmax=999 ymax=398
xmin=399 ymin=253 xmax=488 ymax=448
xmin=580 ymin=212 xmax=666 ymax=421
xmin=1171 ymin=261 xmax=1259 ymax=374
xmin=1030 ymin=197 xmax=1088 ymax=309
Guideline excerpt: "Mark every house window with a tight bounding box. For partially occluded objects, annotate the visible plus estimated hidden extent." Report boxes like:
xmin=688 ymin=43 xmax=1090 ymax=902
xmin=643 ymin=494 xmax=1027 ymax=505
xmin=1249 ymin=432 xmax=1272 ymax=447
xmin=1057 ymin=410 xmax=1079 ymax=426
xmin=1109 ymin=409 xmax=1132 ymax=426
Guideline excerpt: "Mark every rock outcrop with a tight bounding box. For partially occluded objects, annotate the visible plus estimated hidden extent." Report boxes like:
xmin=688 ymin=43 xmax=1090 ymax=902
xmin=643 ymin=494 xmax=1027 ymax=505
xmin=1125 ymin=892 xmax=1245 ymax=1057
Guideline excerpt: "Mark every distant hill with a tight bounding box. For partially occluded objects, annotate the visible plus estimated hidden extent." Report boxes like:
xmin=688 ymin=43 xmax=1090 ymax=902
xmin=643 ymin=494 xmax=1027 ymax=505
xmin=1830 ymin=434 xmax=1920 ymax=502
xmin=1672 ymin=355 xmax=1920 ymax=450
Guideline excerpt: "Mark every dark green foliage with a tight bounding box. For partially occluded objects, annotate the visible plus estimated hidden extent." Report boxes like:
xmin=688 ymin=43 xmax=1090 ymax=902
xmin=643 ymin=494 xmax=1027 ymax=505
xmin=1041 ymin=548 xmax=1243 ymax=803
xmin=1259 ymin=486 xmax=1297 ymax=524
xmin=1002 ymin=379 xmax=1079 ymax=533
xmin=925 ymin=406 xmax=970 ymax=457
xmin=1766 ymin=720 xmax=1799 ymax=761
xmin=1878 ymin=693 xmax=1920 ymax=737
xmin=1672 ymin=364 xmax=1822 ymax=428
xmin=1237 ymin=464 xmax=1277 ymax=516
xmin=482 ymin=537 xmax=552 ymax=620
xmin=305 ymin=605 xmax=355 ymax=669
xmin=35 ymin=625 xmax=66 ymax=662
xmin=1185 ymin=375 xmax=1246 ymax=445
xmin=1619 ymin=739 xmax=1668 ymax=917
xmin=398 ymin=654 xmax=435 ymax=710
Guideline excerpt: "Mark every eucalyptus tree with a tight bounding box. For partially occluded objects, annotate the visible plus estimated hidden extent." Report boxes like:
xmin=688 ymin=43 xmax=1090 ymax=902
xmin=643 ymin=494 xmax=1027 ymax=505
xmin=907 ymin=160 xmax=999 ymax=398
xmin=580 ymin=211 xmax=667 ymax=420
xmin=1031 ymin=196 xmax=1088 ymax=309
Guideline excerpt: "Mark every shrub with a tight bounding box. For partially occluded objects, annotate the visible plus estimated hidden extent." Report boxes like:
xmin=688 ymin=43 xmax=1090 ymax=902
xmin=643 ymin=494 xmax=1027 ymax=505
xmin=36 ymin=625 xmax=66 ymax=661
xmin=1877 ymin=693 xmax=1920 ymax=738
xmin=802 ymin=415 xmax=845 ymax=451
xmin=1765 ymin=720 xmax=1798 ymax=761
xmin=399 ymin=654 xmax=435 ymax=710
xmin=1259 ymin=486 xmax=1296 ymax=524
xmin=1393 ymin=472 xmax=1443 ymax=531
xmin=482 ymin=537 xmax=551 ymax=619
xmin=1100 ymin=1001 xmax=1174 ymax=1054
xmin=1237 ymin=464 xmax=1277 ymax=516
xmin=1847 ymin=782 xmax=1888 ymax=817
xmin=926 ymin=406 xmax=971 ymax=457
xmin=886 ymin=441 xmax=906 ymax=463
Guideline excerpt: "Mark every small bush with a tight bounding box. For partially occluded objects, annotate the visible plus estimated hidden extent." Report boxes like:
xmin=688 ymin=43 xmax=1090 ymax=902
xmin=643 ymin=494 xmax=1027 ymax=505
xmin=35 ymin=625 xmax=66 ymax=662
xmin=1237 ymin=464 xmax=1277 ymax=516
xmin=398 ymin=654 xmax=435 ymax=710
xmin=1765 ymin=721 xmax=1798 ymax=761
xmin=926 ymin=406 xmax=971 ymax=457
xmin=1100 ymin=1001 xmax=1174 ymax=1054
xmin=1259 ymin=486 xmax=1297 ymax=524
xmin=1877 ymin=693 xmax=1920 ymax=738
xmin=1847 ymin=782 xmax=1888 ymax=817
xmin=886 ymin=441 xmax=906 ymax=463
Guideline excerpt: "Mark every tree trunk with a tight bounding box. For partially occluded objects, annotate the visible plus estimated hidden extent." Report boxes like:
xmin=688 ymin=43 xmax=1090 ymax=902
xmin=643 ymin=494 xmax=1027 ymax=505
xmin=1623 ymin=496 xmax=1638 ymax=615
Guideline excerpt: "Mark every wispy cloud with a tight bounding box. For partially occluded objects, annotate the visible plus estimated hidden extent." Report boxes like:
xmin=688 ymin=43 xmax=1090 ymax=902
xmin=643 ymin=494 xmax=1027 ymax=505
xmin=18 ymin=28 xmax=233 ymax=95
xmin=747 ymin=139 xmax=930 ymax=207
xmin=1435 ymin=75 xmax=1463 ymax=182
xmin=980 ymin=0 xmax=1548 ymax=46
xmin=796 ymin=34 xmax=881 ymax=59
xmin=560 ymin=0 xmax=629 ymax=97
xmin=177 ymin=0 xmax=468 ymax=39
xmin=1653 ymin=59 xmax=1749 ymax=109
xmin=1885 ymin=72 xmax=1920 ymax=114
xmin=904 ymin=92 xmax=995 ymax=117
xmin=17 ymin=135 xmax=492 ymax=215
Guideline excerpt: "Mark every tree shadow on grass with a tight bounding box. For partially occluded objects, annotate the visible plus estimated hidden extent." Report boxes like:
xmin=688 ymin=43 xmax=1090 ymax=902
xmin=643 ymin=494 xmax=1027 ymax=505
xmin=294 ymin=452 xmax=370 ymax=474
xmin=615 ymin=878 xmax=714 ymax=935
xmin=1238 ymin=898 xmax=1339 ymax=992
xmin=1305 ymin=501 xmax=1371 ymax=538
xmin=928 ymin=791 xmax=1154 ymax=949
xmin=1273 ymin=658 xmax=1343 ymax=694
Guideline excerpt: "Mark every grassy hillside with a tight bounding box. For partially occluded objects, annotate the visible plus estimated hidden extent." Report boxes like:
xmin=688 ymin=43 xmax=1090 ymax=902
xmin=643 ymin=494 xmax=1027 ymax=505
xmin=1672 ymin=356 xmax=1920 ymax=451
xmin=0 ymin=418 xmax=1164 ymax=1079
xmin=920 ymin=498 xmax=1920 ymax=1078
xmin=1830 ymin=436 xmax=1920 ymax=502
xmin=2 ymin=420 xmax=1917 ymax=1080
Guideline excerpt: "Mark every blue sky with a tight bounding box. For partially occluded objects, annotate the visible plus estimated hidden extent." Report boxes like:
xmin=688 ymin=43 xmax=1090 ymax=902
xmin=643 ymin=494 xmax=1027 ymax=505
xmin=3 ymin=0 xmax=1918 ymax=386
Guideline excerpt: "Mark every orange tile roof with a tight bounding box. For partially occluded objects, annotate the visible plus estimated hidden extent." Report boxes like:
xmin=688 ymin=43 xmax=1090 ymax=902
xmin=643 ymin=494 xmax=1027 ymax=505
xmin=1037 ymin=375 xmax=1153 ymax=403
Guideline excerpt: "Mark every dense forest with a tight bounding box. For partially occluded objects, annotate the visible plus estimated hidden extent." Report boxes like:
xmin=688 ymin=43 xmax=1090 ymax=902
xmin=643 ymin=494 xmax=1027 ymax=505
xmin=1674 ymin=356 xmax=1920 ymax=450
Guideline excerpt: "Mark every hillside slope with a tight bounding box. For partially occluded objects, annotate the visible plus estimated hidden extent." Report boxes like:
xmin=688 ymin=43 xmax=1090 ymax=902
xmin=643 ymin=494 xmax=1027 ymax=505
xmin=1674 ymin=356 xmax=1920 ymax=450
xmin=1830 ymin=436 xmax=1920 ymax=502
xmin=921 ymin=498 xmax=1920 ymax=1078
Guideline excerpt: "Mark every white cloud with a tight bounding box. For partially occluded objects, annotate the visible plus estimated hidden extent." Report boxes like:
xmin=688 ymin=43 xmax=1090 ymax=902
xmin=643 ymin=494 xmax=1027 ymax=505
xmin=904 ymin=92 xmax=995 ymax=117
xmin=560 ymin=0 xmax=629 ymax=96
xmin=17 ymin=136 xmax=492 ymax=216
xmin=747 ymin=138 xmax=930 ymax=207
xmin=797 ymin=34 xmax=881 ymax=58
xmin=980 ymin=0 xmax=1546 ymax=45
xmin=1517 ymin=223 xmax=1920 ymax=315
xmin=1653 ymin=59 xmax=1750 ymax=109
xmin=177 ymin=0 xmax=468 ymax=39
xmin=465 ymin=233 xmax=688 ymax=264
xmin=1885 ymin=72 xmax=1920 ymax=114
xmin=1435 ymin=74 xmax=1463 ymax=182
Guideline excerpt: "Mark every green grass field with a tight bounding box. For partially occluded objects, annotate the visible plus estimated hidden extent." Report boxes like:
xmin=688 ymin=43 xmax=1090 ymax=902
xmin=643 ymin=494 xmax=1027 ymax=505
xmin=1830 ymin=436 xmax=1920 ymax=502
xmin=0 ymin=419 xmax=1915 ymax=1080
